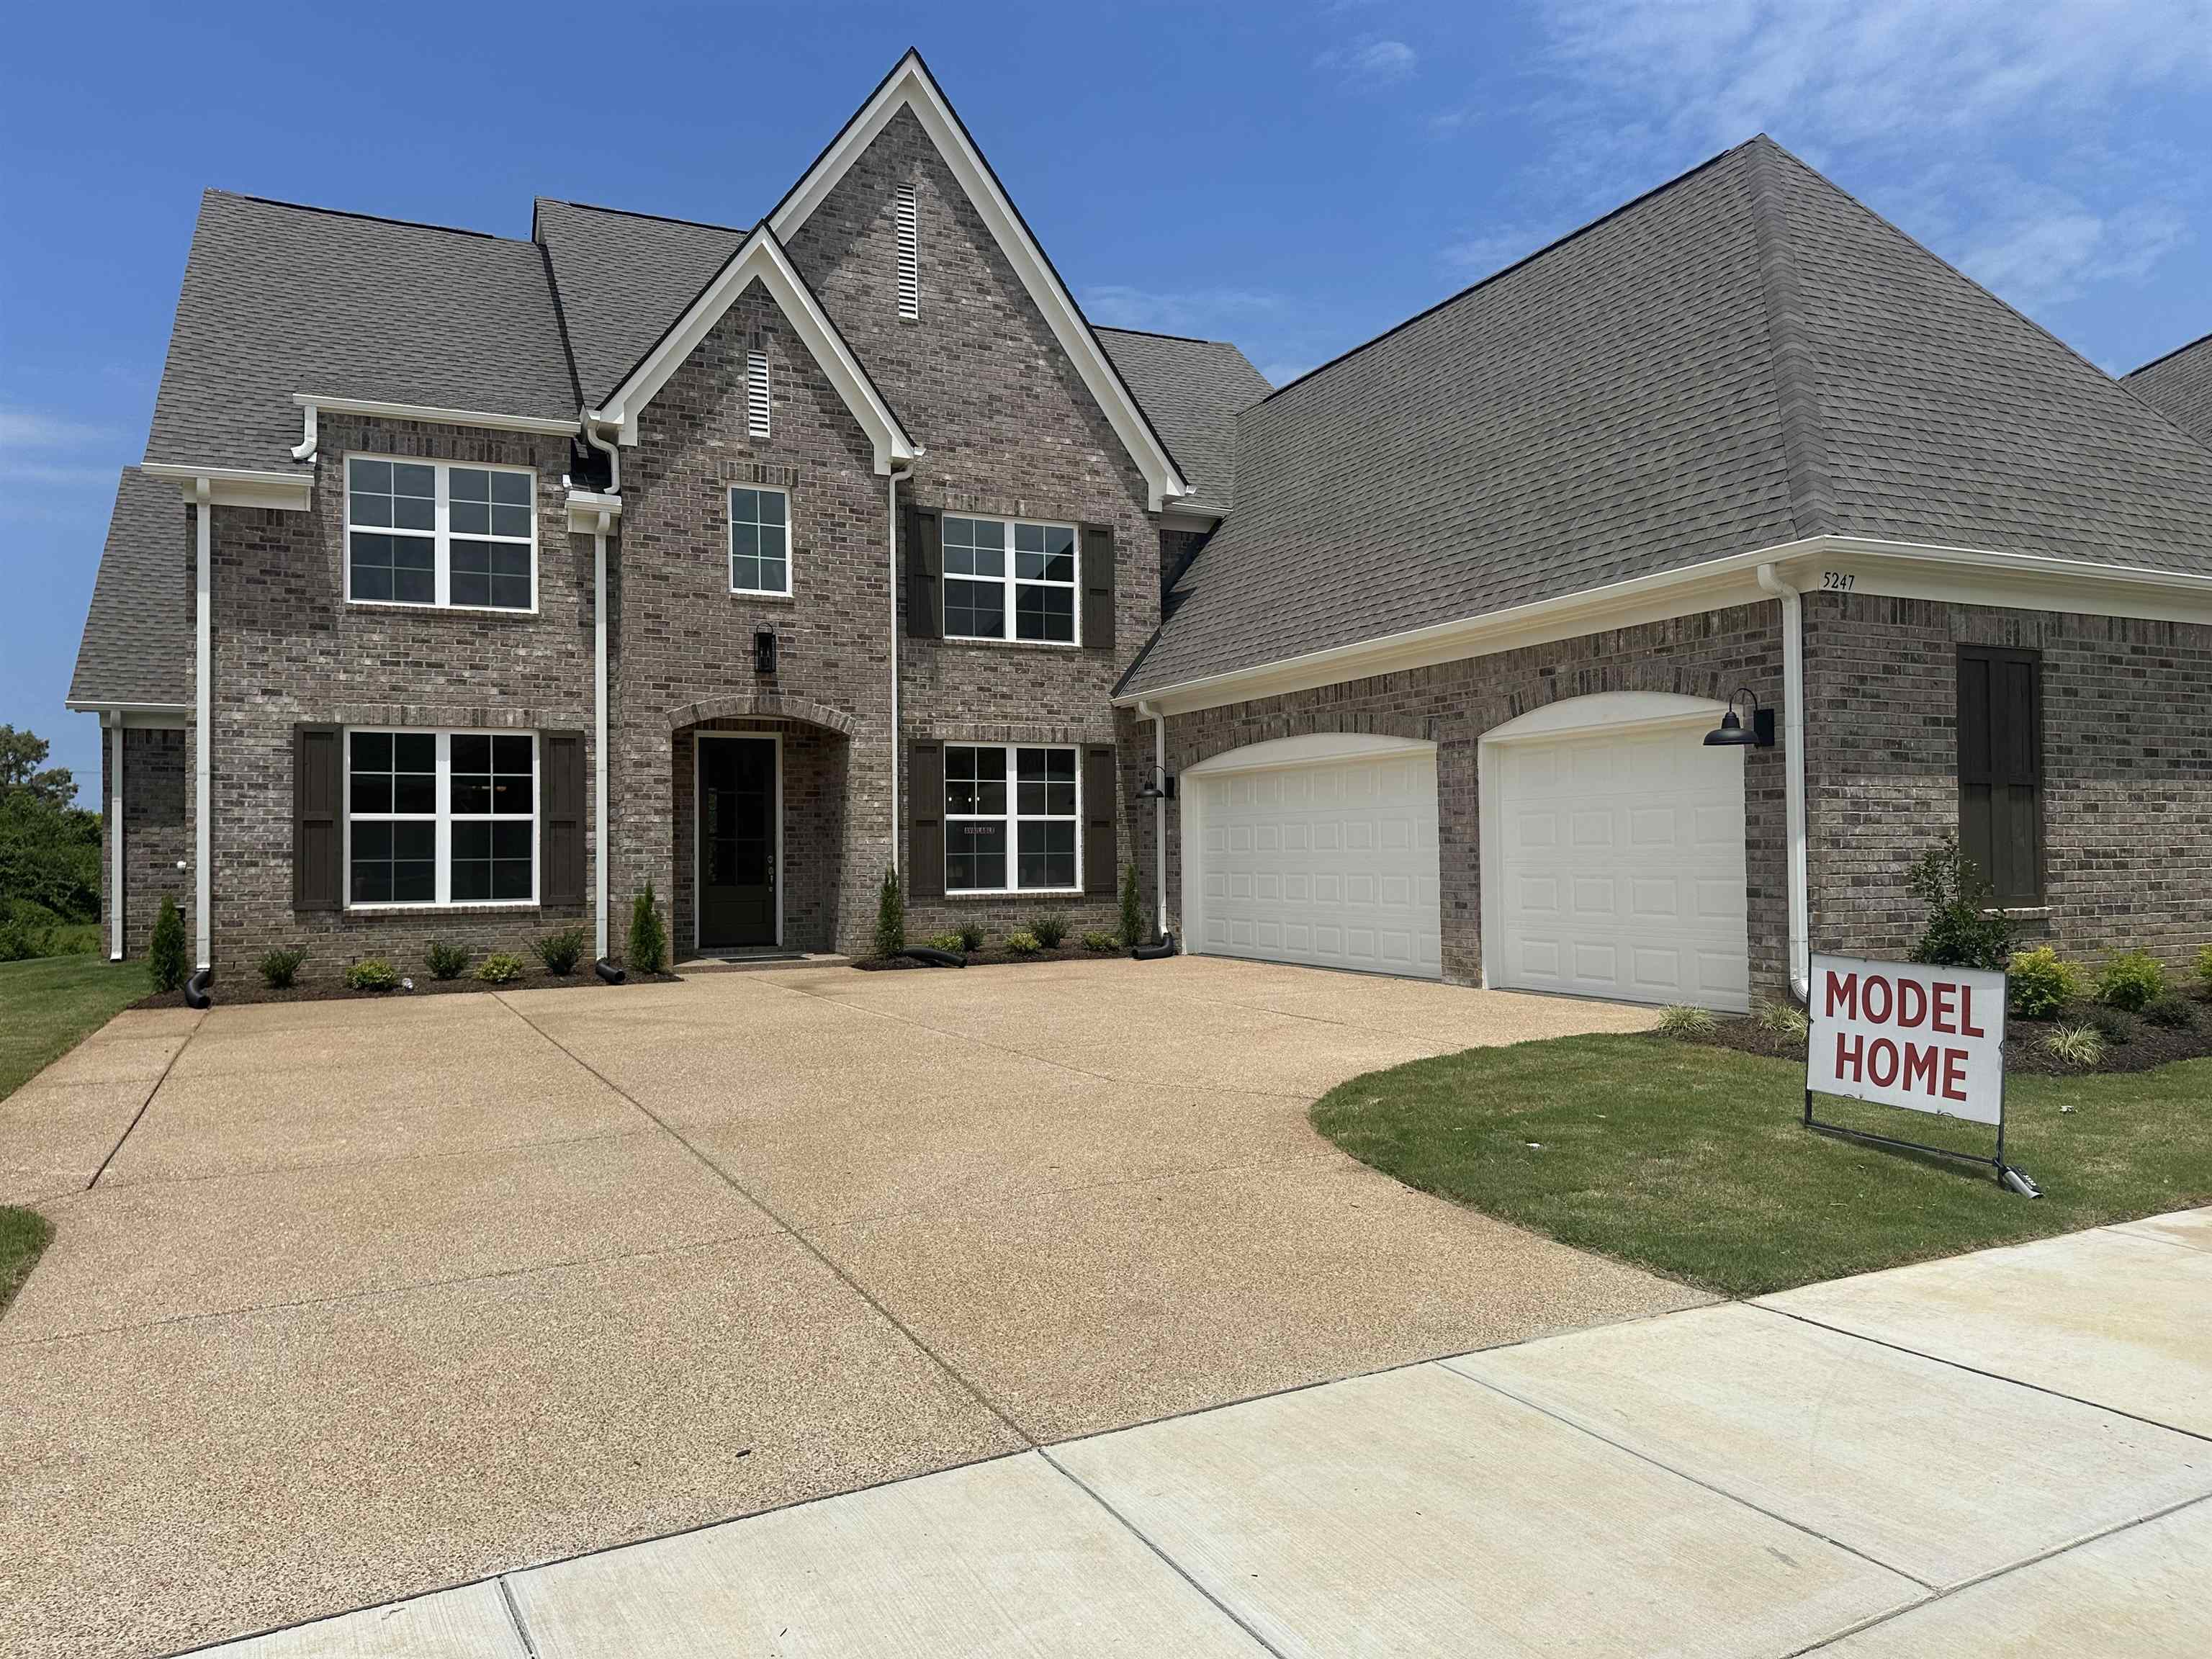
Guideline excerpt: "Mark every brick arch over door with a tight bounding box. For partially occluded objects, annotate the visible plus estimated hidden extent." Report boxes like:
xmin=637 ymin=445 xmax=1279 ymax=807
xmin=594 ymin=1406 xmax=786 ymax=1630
xmin=667 ymin=693 xmax=860 ymax=737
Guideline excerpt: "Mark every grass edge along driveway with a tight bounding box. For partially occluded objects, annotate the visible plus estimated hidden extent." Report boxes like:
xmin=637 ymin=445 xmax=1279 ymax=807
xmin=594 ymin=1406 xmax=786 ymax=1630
xmin=1 ymin=953 xmax=149 ymax=1312
xmin=1311 ymin=1032 xmax=2212 ymax=1298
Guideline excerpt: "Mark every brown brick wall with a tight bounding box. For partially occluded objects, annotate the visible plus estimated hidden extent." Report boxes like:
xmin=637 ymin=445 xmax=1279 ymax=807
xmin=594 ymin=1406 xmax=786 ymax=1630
xmin=101 ymin=726 xmax=189 ymax=960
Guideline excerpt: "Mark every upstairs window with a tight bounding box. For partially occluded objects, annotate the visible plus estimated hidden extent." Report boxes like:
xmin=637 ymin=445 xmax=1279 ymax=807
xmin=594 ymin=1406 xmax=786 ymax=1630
xmin=895 ymin=182 xmax=920 ymax=320
xmin=346 ymin=457 xmax=534 ymax=612
xmin=747 ymin=350 xmax=772 ymax=439
xmin=944 ymin=744 xmax=1078 ymax=894
xmin=729 ymin=487 xmax=791 ymax=596
xmin=1957 ymin=646 xmax=2044 ymax=905
xmin=943 ymin=515 xmax=1078 ymax=644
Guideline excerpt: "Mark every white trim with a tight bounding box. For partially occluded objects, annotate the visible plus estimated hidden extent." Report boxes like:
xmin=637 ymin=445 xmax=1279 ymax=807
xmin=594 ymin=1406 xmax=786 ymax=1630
xmin=1118 ymin=534 xmax=2212 ymax=716
xmin=1182 ymin=731 xmax=1435 ymax=776
xmin=590 ymin=230 xmax=917 ymax=474
xmin=143 ymin=462 xmax=311 ymax=512
xmin=107 ymin=711 xmax=124 ymax=961
xmin=66 ymin=700 xmax=191 ymax=725
xmin=693 ymin=730 xmax=784 ymax=950
xmin=745 ymin=351 xmax=772 ymax=440
xmin=728 ymin=484 xmax=793 ymax=598
xmin=941 ymin=742 xmax=1082 ymax=897
xmin=192 ymin=486 xmax=211 ymax=971
xmin=295 ymin=392 xmax=580 ymax=436
xmin=341 ymin=728 xmax=541 ymax=911
xmin=1758 ymin=564 xmax=1812 ymax=1002
xmin=342 ymin=453 xmax=539 ymax=614
xmin=766 ymin=51 xmax=1189 ymax=509
xmin=894 ymin=181 xmax=920 ymax=321
xmin=593 ymin=511 xmax=611 ymax=963
xmin=565 ymin=489 xmax=624 ymax=534
xmin=942 ymin=511 xmax=1079 ymax=645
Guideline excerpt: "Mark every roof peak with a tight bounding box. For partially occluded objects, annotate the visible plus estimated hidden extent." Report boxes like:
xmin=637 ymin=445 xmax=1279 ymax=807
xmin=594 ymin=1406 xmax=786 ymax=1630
xmin=534 ymin=196 xmax=753 ymax=237
xmin=207 ymin=188 xmax=521 ymax=246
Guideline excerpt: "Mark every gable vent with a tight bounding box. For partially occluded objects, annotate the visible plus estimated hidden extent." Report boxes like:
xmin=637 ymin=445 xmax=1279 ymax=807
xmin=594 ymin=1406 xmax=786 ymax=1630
xmin=895 ymin=182 xmax=920 ymax=320
xmin=747 ymin=349 xmax=770 ymax=439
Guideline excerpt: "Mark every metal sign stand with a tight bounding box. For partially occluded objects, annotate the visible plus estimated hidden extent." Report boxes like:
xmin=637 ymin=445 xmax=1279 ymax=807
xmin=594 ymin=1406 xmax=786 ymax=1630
xmin=1802 ymin=1082 xmax=2039 ymax=1197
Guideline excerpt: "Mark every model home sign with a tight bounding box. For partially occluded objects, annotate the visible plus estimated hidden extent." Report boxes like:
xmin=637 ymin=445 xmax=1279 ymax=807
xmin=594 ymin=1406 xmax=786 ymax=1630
xmin=1808 ymin=955 xmax=2007 ymax=1126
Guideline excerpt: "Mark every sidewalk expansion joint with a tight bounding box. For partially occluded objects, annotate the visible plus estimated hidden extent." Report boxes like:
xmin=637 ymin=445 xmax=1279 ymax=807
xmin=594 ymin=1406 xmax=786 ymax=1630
xmin=86 ymin=1024 xmax=199 ymax=1190
xmin=498 ymin=1576 xmax=542 ymax=1658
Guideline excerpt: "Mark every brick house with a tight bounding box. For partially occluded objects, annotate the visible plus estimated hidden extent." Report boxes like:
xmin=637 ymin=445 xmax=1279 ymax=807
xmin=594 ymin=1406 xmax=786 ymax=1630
xmin=71 ymin=51 xmax=2212 ymax=1010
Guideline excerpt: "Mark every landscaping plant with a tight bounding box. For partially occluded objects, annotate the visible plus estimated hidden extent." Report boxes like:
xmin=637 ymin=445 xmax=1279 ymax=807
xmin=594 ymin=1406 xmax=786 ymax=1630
xmin=925 ymin=931 xmax=965 ymax=952
xmin=1030 ymin=915 xmax=1066 ymax=949
xmin=2200 ymin=943 xmax=2212 ymax=994
xmin=1004 ymin=929 xmax=1043 ymax=956
xmin=1081 ymin=929 xmax=1118 ymax=953
xmin=257 ymin=947 xmax=304 ymax=989
xmin=2041 ymin=1023 xmax=2106 ymax=1069
xmin=1903 ymin=835 xmax=2011 ymax=970
xmin=536 ymin=927 xmax=586 ymax=976
xmin=475 ymin=951 xmax=526 ymax=984
xmin=148 ymin=895 xmax=188 ymax=992
xmin=875 ymin=866 xmax=905 ymax=958
xmin=2007 ymin=945 xmax=2087 ymax=1019
xmin=343 ymin=957 xmax=400 ymax=992
xmin=2095 ymin=950 xmax=2167 ymax=1012
xmin=628 ymin=885 xmax=667 ymax=974
xmin=1118 ymin=860 xmax=1143 ymax=948
xmin=956 ymin=921 xmax=984 ymax=953
xmin=2082 ymin=1004 xmax=2136 ymax=1046
xmin=1655 ymin=1004 xmax=1718 ymax=1040
xmin=2141 ymin=994 xmax=2199 ymax=1031
xmin=1754 ymin=999 xmax=1809 ymax=1043
xmin=426 ymin=940 xmax=470 ymax=980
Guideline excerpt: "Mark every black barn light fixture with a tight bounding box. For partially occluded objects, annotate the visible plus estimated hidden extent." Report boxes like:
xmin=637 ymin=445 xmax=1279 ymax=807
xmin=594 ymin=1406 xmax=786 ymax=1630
xmin=1136 ymin=763 xmax=1177 ymax=801
xmin=1704 ymin=686 xmax=1776 ymax=748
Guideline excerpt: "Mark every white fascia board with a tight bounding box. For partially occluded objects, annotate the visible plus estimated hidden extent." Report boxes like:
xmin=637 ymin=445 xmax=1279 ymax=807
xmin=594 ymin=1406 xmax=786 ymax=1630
xmin=294 ymin=394 xmax=580 ymax=436
xmin=564 ymin=490 xmax=624 ymax=534
xmin=767 ymin=53 xmax=1191 ymax=511
xmin=593 ymin=230 xmax=917 ymax=475
xmin=1119 ymin=534 xmax=2212 ymax=716
xmin=140 ymin=462 xmax=313 ymax=511
xmin=66 ymin=700 xmax=192 ymax=727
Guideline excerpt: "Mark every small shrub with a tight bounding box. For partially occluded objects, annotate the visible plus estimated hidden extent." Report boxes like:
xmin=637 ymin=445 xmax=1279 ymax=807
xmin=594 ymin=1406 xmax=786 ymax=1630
xmin=148 ymin=896 xmax=189 ymax=992
xmin=925 ymin=931 xmax=964 ymax=952
xmin=1655 ymin=1004 xmax=1718 ymax=1040
xmin=2082 ymin=1004 xmax=2136 ymax=1045
xmin=628 ymin=885 xmax=667 ymax=975
xmin=875 ymin=867 xmax=905 ymax=959
xmin=2142 ymin=994 xmax=2198 ymax=1030
xmin=2198 ymin=943 xmax=2212 ymax=993
xmin=2041 ymin=1023 xmax=2105 ymax=1069
xmin=344 ymin=957 xmax=400 ymax=992
xmin=536 ymin=926 xmax=586 ymax=976
xmin=2096 ymin=950 xmax=2167 ymax=1012
xmin=475 ymin=951 xmax=526 ymax=984
xmin=1081 ymin=929 xmax=1118 ymax=953
xmin=956 ymin=921 xmax=984 ymax=953
xmin=1118 ymin=860 xmax=1143 ymax=948
xmin=426 ymin=940 xmax=470 ymax=981
xmin=258 ymin=947 xmax=305 ymax=989
xmin=1004 ymin=930 xmax=1043 ymax=956
xmin=1755 ymin=999 xmax=1809 ymax=1043
xmin=2007 ymin=945 xmax=2087 ymax=1020
xmin=1905 ymin=835 xmax=2012 ymax=970
xmin=1030 ymin=915 xmax=1067 ymax=949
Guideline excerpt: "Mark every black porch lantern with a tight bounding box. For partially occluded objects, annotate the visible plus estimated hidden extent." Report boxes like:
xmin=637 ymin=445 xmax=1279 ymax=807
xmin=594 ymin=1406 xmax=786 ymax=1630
xmin=753 ymin=626 xmax=778 ymax=677
xmin=1704 ymin=686 xmax=1776 ymax=748
xmin=1136 ymin=764 xmax=1177 ymax=802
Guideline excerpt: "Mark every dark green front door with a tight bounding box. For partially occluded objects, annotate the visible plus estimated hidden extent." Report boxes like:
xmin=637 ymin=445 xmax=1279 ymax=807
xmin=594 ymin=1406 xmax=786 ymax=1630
xmin=699 ymin=738 xmax=775 ymax=948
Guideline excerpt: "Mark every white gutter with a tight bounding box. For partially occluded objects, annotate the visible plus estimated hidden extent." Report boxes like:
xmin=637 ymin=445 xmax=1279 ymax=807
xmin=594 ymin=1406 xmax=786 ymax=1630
xmin=107 ymin=711 xmax=124 ymax=961
xmin=593 ymin=507 xmax=613 ymax=962
xmin=1136 ymin=698 xmax=1168 ymax=941
xmin=292 ymin=393 xmax=581 ymax=436
xmin=886 ymin=458 xmax=916 ymax=870
xmin=192 ymin=479 xmax=212 ymax=974
xmin=291 ymin=400 xmax=318 ymax=462
xmin=1758 ymin=564 xmax=1812 ymax=1004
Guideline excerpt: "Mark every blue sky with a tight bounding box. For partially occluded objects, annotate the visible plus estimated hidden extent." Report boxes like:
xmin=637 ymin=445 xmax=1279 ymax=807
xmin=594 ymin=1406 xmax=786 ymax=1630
xmin=5 ymin=0 xmax=2209 ymax=793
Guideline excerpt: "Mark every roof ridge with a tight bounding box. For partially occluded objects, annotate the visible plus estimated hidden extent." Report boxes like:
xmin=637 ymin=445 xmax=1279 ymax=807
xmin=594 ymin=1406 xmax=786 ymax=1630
xmin=2125 ymin=328 xmax=2212 ymax=379
xmin=1743 ymin=136 xmax=1838 ymax=538
xmin=210 ymin=188 xmax=521 ymax=246
xmin=535 ymin=196 xmax=752 ymax=236
xmin=1095 ymin=324 xmax=1231 ymax=346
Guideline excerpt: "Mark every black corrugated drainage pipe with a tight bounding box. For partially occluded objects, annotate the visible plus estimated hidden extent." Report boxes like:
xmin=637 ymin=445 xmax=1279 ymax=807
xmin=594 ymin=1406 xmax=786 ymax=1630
xmin=184 ymin=967 xmax=213 ymax=1009
xmin=594 ymin=958 xmax=626 ymax=985
xmin=1131 ymin=935 xmax=1177 ymax=962
xmin=896 ymin=947 xmax=966 ymax=968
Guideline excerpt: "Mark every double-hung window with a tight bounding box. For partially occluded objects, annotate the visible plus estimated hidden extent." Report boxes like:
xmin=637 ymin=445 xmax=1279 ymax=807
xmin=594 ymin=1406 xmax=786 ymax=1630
xmin=346 ymin=457 xmax=536 ymax=611
xmin=943 ymin=516 xmax=1077 ymax=644
xmin=346 ymin=729 xmax=537 ymax=907
xmin=729 ymin=487 xmax=791 ymax=595
xmin=944 ymin=744 xmax=1078 ymax=893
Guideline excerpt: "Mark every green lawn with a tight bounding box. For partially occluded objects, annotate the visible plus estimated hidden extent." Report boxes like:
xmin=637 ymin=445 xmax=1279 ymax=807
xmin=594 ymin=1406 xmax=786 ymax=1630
xmin=1311 ymin=1033 xmax=2212 ymax=1298
xmin=1 ymin=951 xmax=148 ymax=1313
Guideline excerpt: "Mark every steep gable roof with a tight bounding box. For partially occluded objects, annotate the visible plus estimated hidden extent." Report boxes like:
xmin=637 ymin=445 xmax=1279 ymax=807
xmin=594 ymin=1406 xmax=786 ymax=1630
xmin=68 ymin=469 xmax=193 ymax=711
xmin=1095 ymin=329 xmax=1271 ymax=515
xmin=146 ymin=192 xmax=577 ymax=474
xmin=2126 ymin=332 xmax=2212 ymax=446
xmin=1121 ymin=138 xmax=2212 ymax=701
xmin=534 ymin=199 xmax=745 ymax=409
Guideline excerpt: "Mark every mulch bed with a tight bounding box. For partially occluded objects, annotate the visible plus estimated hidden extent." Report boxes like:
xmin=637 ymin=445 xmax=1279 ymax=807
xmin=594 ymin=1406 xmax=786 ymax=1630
xmin=856 ymin=943 xmax=1129 ymax=971
xmin=1698 ymin=991 xmax=2212 ymax=1077
xmin=132 ymin=968 xmax=683 ymax=1009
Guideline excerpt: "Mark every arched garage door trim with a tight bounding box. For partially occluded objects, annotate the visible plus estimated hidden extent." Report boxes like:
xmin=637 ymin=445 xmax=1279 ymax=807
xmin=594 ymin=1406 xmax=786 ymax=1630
xmin=1182 ymin=732 xmax=1442 ymax=978
xmin=1479 ymin=692 xmax=1746 ymax=1008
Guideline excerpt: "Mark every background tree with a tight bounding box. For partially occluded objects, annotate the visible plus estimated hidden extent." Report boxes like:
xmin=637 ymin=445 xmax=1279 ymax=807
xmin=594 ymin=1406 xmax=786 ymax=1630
xmin=0 ymin=724 xmax=102 ymax=925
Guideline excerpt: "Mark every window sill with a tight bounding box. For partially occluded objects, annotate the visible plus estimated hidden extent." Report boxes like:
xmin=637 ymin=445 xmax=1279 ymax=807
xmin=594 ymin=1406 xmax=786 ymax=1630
xmin=729 ymin=590 xmax=796 ymax=604
xmin=342 ymin=902 xmax=545 ymax=917
xmin=936 ymin=637 xmax=1088 ymax=653
xmin=346 ymin=600 xmax=541 ymax=619
xmin=1984 ymin=905 xmax=2052 ymax=920
xmin=939 ymin=889 xmax=1087 ymax=902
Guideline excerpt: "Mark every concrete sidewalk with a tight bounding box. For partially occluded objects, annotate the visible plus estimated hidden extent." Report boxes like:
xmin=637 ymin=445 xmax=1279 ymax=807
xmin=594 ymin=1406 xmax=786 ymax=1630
xmin=197 ymin=1208 xmax=2212 ymax=1658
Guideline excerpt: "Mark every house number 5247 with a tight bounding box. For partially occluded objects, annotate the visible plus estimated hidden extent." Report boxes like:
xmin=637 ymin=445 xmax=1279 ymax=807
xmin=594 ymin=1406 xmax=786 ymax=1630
xmin=1820 ymin=571 xmax=1856 ymax=591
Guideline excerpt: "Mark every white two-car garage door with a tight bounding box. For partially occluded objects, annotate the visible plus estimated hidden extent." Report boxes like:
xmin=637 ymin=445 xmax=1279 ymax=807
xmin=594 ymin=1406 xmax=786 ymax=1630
xmin=1184 ymin=736 xmax=1443 ymax=979
xmin=1485 ymin=700 xmax=1750 ymax=1012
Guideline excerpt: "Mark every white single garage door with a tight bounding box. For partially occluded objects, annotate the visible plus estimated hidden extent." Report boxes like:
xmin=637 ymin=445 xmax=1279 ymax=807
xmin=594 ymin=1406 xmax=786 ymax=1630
xmin=1186 ymin=737 xmax=1443 ymax=979
xmin=1488 ymin=712 xmax=1749 ymax=1011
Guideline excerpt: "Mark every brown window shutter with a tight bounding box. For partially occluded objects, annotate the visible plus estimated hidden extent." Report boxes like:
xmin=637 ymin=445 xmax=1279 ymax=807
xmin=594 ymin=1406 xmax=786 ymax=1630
xmin=1082 ymin=745 xmax=1118 ymax=896
xmin=908 ymin=741 xmax=945 ymax=899
xmin=1957 ymin=646 xmax=2042 ymax=906
xmin=906 ymin=504 xmax=942 ymax=639
xmin=1081 ymin=522 xmax=1115 ymax=650
xmin=540 ymin=732 xmax=586 ymax=909
xmin=293 ymin=724 xmax=342 ymax=911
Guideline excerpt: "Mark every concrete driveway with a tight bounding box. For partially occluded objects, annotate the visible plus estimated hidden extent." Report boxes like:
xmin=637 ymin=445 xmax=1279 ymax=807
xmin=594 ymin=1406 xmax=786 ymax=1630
xmin=0 ymin=956 xmax=1692 ymax=1658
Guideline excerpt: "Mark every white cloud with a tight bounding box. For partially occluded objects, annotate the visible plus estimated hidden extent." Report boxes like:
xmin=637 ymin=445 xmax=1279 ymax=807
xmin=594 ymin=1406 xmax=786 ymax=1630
xmin=0 ymin=405 xmax=117 ymax=449
xmin=1316 ymin=36 xmax=1418 ymax=86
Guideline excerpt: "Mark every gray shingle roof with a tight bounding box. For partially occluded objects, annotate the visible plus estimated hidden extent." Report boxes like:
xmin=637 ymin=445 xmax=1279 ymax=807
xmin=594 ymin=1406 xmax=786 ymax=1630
xmin=1094 ymin=329 xmax=1271 ymax=513
xmin=145 ymin=192 xmax=577 ymax=473
xmin=1123 ymin=138 xmax=2212 ymax=698
xmin=534 ymin=199 xmax=747 ymax=408
xmin=70 ymin=468 xmax=192 ymax=709
xmin=2126 ymin=333 xmax=2212 ymax=447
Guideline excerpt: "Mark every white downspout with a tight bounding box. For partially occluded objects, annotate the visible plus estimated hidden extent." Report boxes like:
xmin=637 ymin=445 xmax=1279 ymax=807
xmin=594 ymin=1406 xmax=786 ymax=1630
xmin=107 ymin=711 xmax=124 ymax=961
xmin=193 ymin=480 xmax=212 ymax=974
xmin=886 ymin=460 xmax=914 ymax=869
xmin=1136 ymin=698 xmax=1168 ymax=942
xmin=1758 ymin=563 xmax=1810 ymax=1002
xmin=593 ymin=509 xmax=611 ymax=963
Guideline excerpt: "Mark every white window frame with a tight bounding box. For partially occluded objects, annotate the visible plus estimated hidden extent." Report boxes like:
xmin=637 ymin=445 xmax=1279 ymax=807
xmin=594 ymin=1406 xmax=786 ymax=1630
xmin=343 ymin=454 xmax=539 ymax=614
xmin=343 ymin=728 xmax=540 ymax=910
xmin=943 ymin=742 xmax=1082 ymax=896
xmin=941 ymin=513 xmax=1081 ymax=646
xmin=728 ymin=485 xmax=793 ymax=598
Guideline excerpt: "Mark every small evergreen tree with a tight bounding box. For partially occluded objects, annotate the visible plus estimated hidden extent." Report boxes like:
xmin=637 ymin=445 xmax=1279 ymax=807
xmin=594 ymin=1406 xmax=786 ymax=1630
xmin=875 ymin=866 xmax=905 ymax=958
xmin=627 ymin=884 xmax=667 ymax=976
xmin=1905 ymin=835 xmax=2012 ymax=970
xmin=1118 ymin=860 xmax=1143 ymax=948
xmin=148 ymin=895 xmax=188 ymax=992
